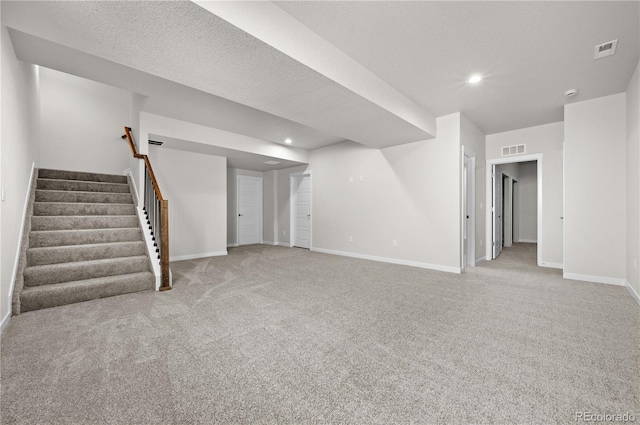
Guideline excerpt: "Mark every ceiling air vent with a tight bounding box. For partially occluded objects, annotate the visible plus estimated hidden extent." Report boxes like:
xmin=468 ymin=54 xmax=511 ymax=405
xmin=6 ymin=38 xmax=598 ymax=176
xmin=594 ymin=39 xmax=618 ymax=60
xmin=149 ymin=140 xmax=164 ymax=146
xmin=264 ymin=160 xmax=280 ymax=165
xmin=501 ymin=144 xmax=526 ymax=157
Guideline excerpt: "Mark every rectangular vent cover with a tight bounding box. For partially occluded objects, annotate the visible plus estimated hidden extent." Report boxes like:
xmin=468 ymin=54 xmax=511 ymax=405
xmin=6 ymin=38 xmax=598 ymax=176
xmin=594 ymin=39 xmax=618 ymax=60
xmin=501 ymin=144 xmax=526 ymax=156
xmin=264 ymin=160 xmax=280 ymax=165
xmin=149 ymin=140 xmax=164 ymax=146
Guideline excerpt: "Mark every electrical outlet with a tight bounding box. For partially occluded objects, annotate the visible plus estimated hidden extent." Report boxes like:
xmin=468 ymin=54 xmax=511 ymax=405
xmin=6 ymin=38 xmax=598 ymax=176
xmin=360 ymin=176 xmax=364 ymax=183
xmin=349 ymin=236 xmax=353 ymax=243
xmin=282 ymin=230 xmax=286 ymax=236
xmin=1 ymin=187 xmax=5 ymax=202
xmin=349 ymin=176 xmax=353 ymax=183
xmin=392 ymin=240 xmax=397 ymax=247
xmin=480 ymin=240 xmax=483 ymax=246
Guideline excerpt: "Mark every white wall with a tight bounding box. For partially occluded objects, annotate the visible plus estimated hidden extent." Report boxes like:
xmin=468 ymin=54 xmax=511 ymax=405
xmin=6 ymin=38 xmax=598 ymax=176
xmin=296 ymin=113 xmax=462 ymax=271
xmin=227 ymin=168 xmax=263 ymax=247
xmin=38 ymin=67 xmax=131 ymax=175
xmin=460 ymin=114 xmax=486 ymax=262
xmin=148 ymin=146 xmax=227 ymax=261
xmin=564 ymin=93 xmax=627 ymax=283
xmin=487 ymin=121 xmax=564 ymax=267
xmin=518 ymin=162 xmax=537 ymax=242
xmin=1 ymin=26 xmax=40 ymax=328
xmin=626 ymin=61 xmax=640 ymax=297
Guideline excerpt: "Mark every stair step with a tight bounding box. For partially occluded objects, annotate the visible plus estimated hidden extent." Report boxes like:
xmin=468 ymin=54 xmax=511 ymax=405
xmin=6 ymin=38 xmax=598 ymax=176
xmin=31 ymin=215 xmax=139 ymax=231
xmin=37 ymin=179 xmax=130 ymax=194
xmin=34 ymin=202 xmax=135 ymax=216
xmin=30 ymin=228 xmax=142 ymax=248
xmin=38 ymin=169 xmax=128 ymax=184
xmin=27 ymin=241 xmax=147 ymax=266
xmin=24 ymin=256 xmax=150 ymax=287
xmin=35 ymin=190 xmax=134 ymax=204
xmin=20 ymin=272 xmax=154 ymax=312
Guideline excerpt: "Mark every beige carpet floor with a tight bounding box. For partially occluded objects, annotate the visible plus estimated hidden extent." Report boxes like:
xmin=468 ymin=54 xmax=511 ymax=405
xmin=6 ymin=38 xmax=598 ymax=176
xmin=1 ymin=243 xmax=638 ymax=424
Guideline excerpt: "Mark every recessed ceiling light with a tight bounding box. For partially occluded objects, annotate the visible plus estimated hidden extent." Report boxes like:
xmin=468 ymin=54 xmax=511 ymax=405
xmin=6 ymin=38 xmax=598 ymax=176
xmin=468 ymin=75 xmax=482 ymax=84
xmin=285 ymin=138 xmax=292 ymax=144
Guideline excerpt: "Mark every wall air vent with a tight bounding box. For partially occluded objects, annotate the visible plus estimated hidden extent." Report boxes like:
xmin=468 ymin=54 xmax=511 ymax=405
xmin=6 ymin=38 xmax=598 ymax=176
xmin=501 ymin=144 xmax=526 ymax=157
xmin=594 ymin=39 xmax=618 ymax=60
xmin=149 ymin=140 xmax=164 ymax=146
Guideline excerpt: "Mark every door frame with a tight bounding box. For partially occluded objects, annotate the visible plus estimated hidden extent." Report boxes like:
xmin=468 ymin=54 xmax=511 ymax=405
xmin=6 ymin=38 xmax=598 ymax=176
xmin=461 ymin=146 xmax=476 ymax=271
xmin=486 ymin=154 xmax=543 ymax=266
xmin=289 ymin=171 xmax=313 ymax=249
xmin=236 ymin=175 xmax=263 ymax=246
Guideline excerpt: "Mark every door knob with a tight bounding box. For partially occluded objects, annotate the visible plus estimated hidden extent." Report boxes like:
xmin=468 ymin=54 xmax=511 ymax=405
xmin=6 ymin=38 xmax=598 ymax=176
xmin=238 ymin=214 xmax=243 ymax=217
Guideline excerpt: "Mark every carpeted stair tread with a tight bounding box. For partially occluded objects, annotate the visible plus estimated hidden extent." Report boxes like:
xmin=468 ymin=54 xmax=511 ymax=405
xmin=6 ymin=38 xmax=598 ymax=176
xmin=27 ymin=241 xmax=147 ymax=266
xmin=37 ymin=178 xmax=130 ymax=193
xmin=30 ymin=228 xmax=142 ymax=248
xmin=20 ymin=272 xmax=154 ymax=313
xmin=34 ymin=202 xmax=135 ymax=216
xmin=38 ymin=168 xmax=128 ymax=184
xmin=31 ymin=215 xmax=139 ymax=231
xmin=24 ymin=256 xmax=150 ymax=287
xmin=35 ymin=190 xmax=134 ymax=204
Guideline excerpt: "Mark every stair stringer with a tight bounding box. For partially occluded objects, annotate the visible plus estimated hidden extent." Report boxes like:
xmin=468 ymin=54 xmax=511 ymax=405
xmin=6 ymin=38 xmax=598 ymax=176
xmin=126 ymin=172 xmax=171 ymax=291
xmin=11 ymin=165 xmax=38 ymax=316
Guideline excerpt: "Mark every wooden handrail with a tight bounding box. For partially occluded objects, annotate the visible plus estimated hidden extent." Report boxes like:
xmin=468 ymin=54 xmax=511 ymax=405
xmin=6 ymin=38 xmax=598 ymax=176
xmin=122 ymin=126 xmax=170 ymax=291
xmin=122 ymin=127 xmax=164 ymax=200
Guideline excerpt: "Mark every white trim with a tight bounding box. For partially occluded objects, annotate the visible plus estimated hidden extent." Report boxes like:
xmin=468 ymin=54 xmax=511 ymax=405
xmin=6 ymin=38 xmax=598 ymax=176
xmin=136 ymin=206 xmax=162 ymax=290
xmin=170 ymin=251 xmax=228 ymax=262
xmin=227 ymin=243 xmax=239 ymax=248
xmin=475 ymin=256 xmax=486 ymax=265
xmin=312 ymin=247 xmax=462 ymax=274
xmin=237 ymin=175 xmax=263 ymax=246
xmin=8 ymin=162 xmax=36 ymax=319
xmin=290 ymin=171 xmax=313 ymax=249
xmin=486 ymin=154 xmax=544 ymax=266
xmin=541 ymin=262 xmax=563 ymax=269
xmin=625 ymin=281 xmax=640 ymax=305
xmin=124 ymin=169 xmax=140 ymax=207
xmin=563 ymin=273 xmax=626 ymax=286
xmin=518 ymin=239 xmax=538 ymax=243
xmin=276 ymin=242 xmax=291 ymax=247
xmin=461 ymin=146 xmax=476 ymax=272
xmin=1 ymin=312 xmax=11 ymax=333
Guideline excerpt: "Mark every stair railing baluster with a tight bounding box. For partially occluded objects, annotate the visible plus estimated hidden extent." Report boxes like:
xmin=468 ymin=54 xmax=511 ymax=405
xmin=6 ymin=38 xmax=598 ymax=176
xmin=121 ymin=127 xmax=171 ymax=291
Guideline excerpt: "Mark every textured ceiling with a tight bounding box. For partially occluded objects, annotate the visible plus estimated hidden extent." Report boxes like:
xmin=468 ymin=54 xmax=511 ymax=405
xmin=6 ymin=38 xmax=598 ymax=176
xmin=2 ymin=0 xmax=639 ymax=152
xmin=276 ymin=1 xmax=639 ymax=134
xmin=2 ymin=0 xmax=433 ymax=148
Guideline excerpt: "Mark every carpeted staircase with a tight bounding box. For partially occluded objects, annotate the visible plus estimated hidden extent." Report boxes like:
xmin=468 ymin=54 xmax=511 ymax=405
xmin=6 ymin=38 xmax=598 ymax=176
xmin=19 ymin=168 xmax=155 ymax=312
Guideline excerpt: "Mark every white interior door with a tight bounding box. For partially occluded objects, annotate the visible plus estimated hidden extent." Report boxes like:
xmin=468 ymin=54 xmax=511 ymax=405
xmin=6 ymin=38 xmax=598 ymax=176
xmin=237 ymin=175 xmax=262 ymax=245
xmin=463 ymin=155 xmax=473 ymax=267
xmin=493 ymin=166 xmax=503 ymax=259
xmin=293 ymin=175 xmax=311 ymax=248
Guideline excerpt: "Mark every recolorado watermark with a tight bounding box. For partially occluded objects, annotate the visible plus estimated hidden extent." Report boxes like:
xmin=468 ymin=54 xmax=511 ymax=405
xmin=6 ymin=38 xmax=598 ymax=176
xmin=576 ymin=412 xmax=636 ymax=422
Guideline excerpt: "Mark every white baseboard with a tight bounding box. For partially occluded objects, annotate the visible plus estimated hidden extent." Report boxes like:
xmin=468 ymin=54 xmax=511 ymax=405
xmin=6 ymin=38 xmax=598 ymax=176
xmin=170 ymin=251 xmax=228 ymax=261
xmin=475 ymin=256 xmax=486 ymax=265
xmin=262 ymin=241 xmax=276 ymax=246
xmin=1 ymin=312 xmax=11 ymax=333
xmin=311 ymin=247 xmax=462 ymax=274
xmin=541 ymin=262 xmax=563 ymax=269
xmin=227 ymin=243 xmax=239 ymax=248
xmin=124 ymin=169 xmax=140 ymax=207
xmin=625 ymin=280 xmax=640 ymax=305
xmin=517 ymin=239 xmax=537 ymax=243
xmin=563 ymin=272 xmax=626 ymax=286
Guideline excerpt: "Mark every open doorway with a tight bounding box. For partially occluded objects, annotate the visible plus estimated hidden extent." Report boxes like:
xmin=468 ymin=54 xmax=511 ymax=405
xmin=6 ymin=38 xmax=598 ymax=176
xmin=486 ymin=155 xmax=542 ymax=266
xmin=462 ymin=148 xmax=476 ymax=270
